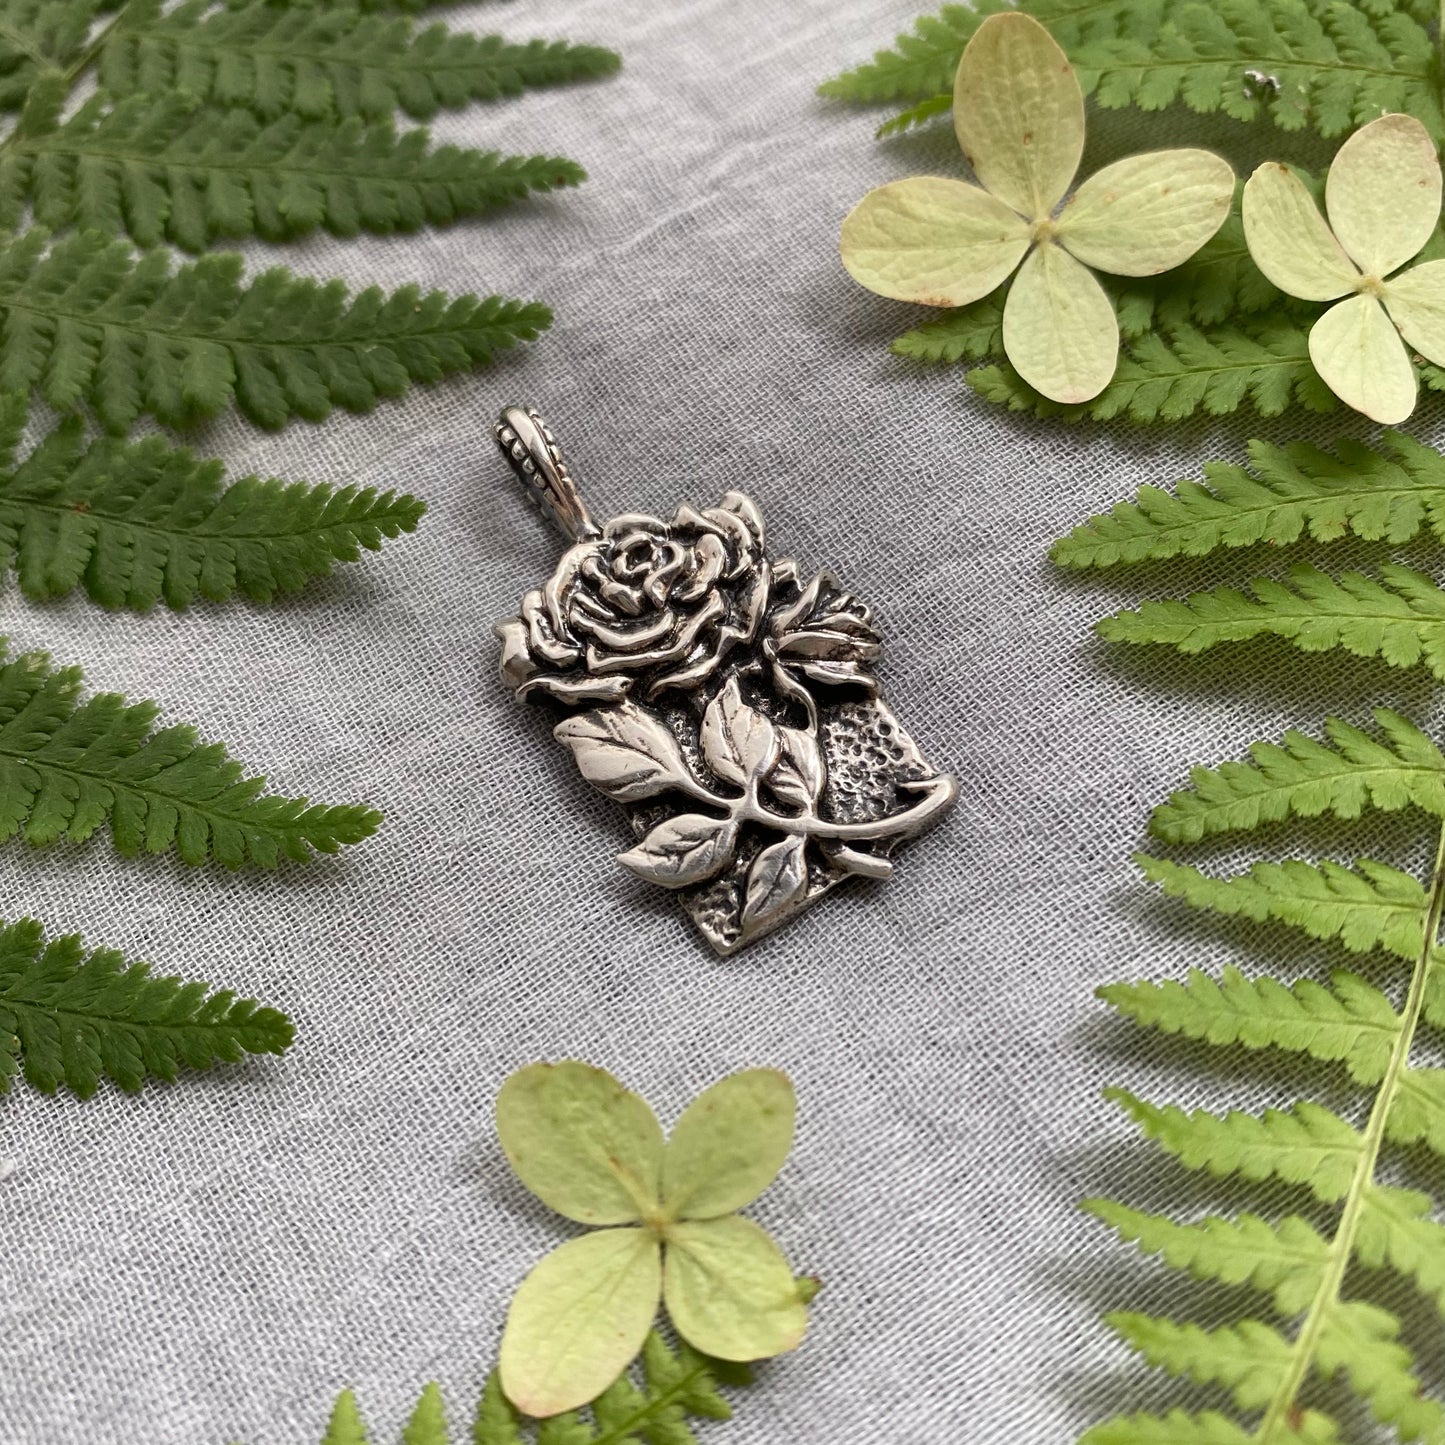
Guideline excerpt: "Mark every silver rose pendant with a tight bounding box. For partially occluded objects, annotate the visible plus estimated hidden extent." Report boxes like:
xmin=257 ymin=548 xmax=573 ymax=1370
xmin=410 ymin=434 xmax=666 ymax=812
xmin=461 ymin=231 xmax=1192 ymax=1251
xmin=492 ymin=406 xmax=956 ymax=954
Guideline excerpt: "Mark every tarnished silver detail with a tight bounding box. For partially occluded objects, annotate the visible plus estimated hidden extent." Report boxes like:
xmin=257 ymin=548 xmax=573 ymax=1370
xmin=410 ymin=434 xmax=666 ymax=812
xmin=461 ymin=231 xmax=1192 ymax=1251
xmin=495 ymin=404 xmax=600 ymax=542
xmin=493 ymin=405 xmax=956 ymax=954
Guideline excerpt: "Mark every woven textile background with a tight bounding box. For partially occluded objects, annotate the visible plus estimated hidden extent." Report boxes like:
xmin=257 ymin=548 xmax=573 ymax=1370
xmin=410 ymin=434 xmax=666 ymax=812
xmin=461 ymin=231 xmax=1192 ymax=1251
xmin=3 ymin=1 xmax=1442 ymax=1441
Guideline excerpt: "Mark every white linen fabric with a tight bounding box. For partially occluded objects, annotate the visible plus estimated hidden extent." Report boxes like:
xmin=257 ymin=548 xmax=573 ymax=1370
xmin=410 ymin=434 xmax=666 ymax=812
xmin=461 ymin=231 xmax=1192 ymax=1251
xmin=1 ymin=2 xmax=1440 ymax=1442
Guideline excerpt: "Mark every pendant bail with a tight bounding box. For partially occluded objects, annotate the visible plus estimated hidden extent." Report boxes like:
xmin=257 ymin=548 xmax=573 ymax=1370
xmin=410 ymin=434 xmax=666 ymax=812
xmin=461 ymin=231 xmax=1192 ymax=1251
xmin=495 ymin=405 xmax=600 ymax=543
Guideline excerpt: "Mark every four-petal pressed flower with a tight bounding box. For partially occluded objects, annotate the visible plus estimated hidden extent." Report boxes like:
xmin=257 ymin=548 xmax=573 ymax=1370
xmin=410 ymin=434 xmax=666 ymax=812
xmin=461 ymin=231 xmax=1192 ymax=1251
xmin=496 ymin=1062 xmax=808 ymax=1417
xmin=840 ymin=12 xmax=1235 ymax=405
xmin=1242 ymin=114 xmax=1445 ymax=425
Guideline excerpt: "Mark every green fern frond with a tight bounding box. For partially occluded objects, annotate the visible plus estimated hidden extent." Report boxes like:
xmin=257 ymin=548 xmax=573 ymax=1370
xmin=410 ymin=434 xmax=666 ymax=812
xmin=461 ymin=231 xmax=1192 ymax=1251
xmin=1108 ymin=1312 xmax=1292 ymax=1410
xmin=1358 ymin=1187 xmax=1445 ymax=1317
xmin=1389 ymin=1068 xmax=1445 ymax=1157
xmin=0 ymin=914 xmax=292 ymax=1097
xmin=0 ymin=641 xmax=380 ymax=866
xmin=1098 ymin=563 xmax=1445 ymax=681
xmin=0 ymin=398 xmax=423 ymax=609
xmin=891 ymin=295 xmax=1004 ymax=364
xmin=1085 ymin=1201 xmax=1328 ymax=1313
xmin=1101 ymin=966 xmax=1399 ymax=1085
xmin=1112 ymin=214 xmax=1283 ymax=337
xmin=1074 ymin=0 xmax=1443 ymax=142
xmin=99 ymin=0 xmax=621 ymax=123
xmin=1081 ymin=1409 xmax=1313 ymax=1445
xmin=0 ymin=227 xmax=549 ymax=432
xmin=818 ymin=2 xmax=999 ymax=104
xmin=322 ymin=1390 xmax=368 ymax=1445
xmin=970 ymin=321 xmax=1335 ymax=423
xmin=1107 ymin=1088 xmax=1363 ymax=1201
xmin=1315 ymin=1302 xmax=1445 ymax=1443
xmin=1054 ymin=435 xmax=1445 ymax=569
xmin=1 ymin=88 xmax=586 ymax=253
xmin=1139 ymin=855 xmax=1426 ymax=959
xmin=818 ymin=0 xmax=1167 ymax=104
xmin=1147 ymin=711 xmax=1445 ymax=845
xmin=310 ymin=1334 xmax=744 ymax=1445
xmin=874 ymin=91 xmax=953 ymax=137
xmin=0 ymin=0 xmax=101 ymax=109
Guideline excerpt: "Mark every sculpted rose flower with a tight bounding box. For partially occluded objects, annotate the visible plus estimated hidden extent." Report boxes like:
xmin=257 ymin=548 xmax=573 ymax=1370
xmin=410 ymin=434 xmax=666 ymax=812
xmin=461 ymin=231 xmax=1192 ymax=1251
xmin=497 ymin=492 xmax=769 ymax=705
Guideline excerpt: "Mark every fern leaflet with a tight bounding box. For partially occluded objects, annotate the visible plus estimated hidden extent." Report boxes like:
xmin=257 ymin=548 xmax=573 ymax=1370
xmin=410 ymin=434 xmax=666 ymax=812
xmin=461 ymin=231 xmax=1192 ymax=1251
xmin=0 ymin=394 xmax=423 ymax=609
xmin=2 ymin=84 xmax=586 ymax=253
xmin=1098 ymin=563 xmax=1445 ymax=680
xmin=1055 ymin=435 xmax=1445 ymax=569
xmin=0 ymin=914 xmax=291 ymax=1096
xmin=98 ymin=0 xmax=621 ymax=123
xmin=0 ymin=227 xmax=550 ymax=432
xmin=0 ymin=641 xmax=380 ymax=865
xmin=1147 ymin=710 xmax=1445 ymax=844
xmin=308 ymin=1334 xmax=746 ymax=1444
xmin=0 ymin=0 xmax=101 ymax=109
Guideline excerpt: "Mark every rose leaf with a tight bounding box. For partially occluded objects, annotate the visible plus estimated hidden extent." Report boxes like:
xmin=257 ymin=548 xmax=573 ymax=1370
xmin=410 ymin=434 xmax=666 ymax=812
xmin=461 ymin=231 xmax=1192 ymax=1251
xmin=739 ymin=834 xmax=810 ymax=937
xmin=617 ymin=813 xmax=740 ymax=888
xmin=554 ymin=704 xmax=694 ymax=803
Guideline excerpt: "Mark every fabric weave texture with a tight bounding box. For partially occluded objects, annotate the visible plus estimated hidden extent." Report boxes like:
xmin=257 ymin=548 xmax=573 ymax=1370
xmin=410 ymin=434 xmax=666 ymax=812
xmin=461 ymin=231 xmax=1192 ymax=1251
xmin=2 ymin=1 xmax=1441 ymax=1442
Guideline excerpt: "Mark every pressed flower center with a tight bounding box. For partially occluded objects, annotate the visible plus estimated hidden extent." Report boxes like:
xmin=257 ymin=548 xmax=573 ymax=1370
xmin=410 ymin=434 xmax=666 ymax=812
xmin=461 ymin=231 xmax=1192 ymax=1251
xmin=1030 ymin=216 xmax=1059 ymax=244
xmin=1354 ymin=273 xmax=1387 ymax=299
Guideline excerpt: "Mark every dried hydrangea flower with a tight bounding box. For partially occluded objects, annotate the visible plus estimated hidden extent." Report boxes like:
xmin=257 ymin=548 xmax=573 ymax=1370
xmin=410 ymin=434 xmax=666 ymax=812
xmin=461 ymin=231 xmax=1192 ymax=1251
xmin=496 ymin=1062 xmax=808 ymax=1417
xmin=840 ymin=12 xmax=1235 ymax=405
xmin=1242 ymin=114 xmax=1445 ymax=425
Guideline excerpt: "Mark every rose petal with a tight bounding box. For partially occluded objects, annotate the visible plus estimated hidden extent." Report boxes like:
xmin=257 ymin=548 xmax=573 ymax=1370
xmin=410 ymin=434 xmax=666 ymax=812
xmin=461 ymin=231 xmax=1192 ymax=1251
xmin=701 ymin=507 xmax=756 ymax=576
xmin=954 ymin=12 xmax=1084 ymax=219
xmin=572 ymin=609 xmax=676 ymax=654
xmin=662 ymin=1070 xmax=796 ymax=1220
xmin=602 ymin=513 xmax=668 ymax=540
xmin=1326 ymin=113 xmax=1442 ymax=279
xmin=542 ymin=543 xmax=599 ymax=639
xmin=589 ymin=591 xmax=726 ymax=676
xmin=719 ymin=491 xmax=765 ymax=550
xmin=517 ymin=672 xmax=633 ymax=705
xmin=495 ymin=617 xmax=537 ymax=690
xmin=499 ymin=1229 xmax=662 ymax=1418
xmin=663 ymin=1217 xmax=807 ymax=1362
xmin=671 ymin=534 xmax=727 ymax=604
xmin=1308 ymin=292 xmax=1419 ymax=424
xmin=1383 ymin=258 xmax=1445 ymax=367
xmin=840 ymin=176 xmax=1031 ymax=307
xmin=1001 ymin=241 xmax=1119 ymax=404
xmin=1056 ymin=149 xmax=1235 ymax=276
xmin=1242 ymin=162 xmax=1358 ymax=302
xmin=523 ymin=591 xmax=583 ymax=666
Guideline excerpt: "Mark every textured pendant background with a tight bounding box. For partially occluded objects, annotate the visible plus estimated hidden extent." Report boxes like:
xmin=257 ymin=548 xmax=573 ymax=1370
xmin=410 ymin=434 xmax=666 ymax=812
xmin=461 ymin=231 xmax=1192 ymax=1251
xmin=495 ymin=449 xmax=955 ymax=953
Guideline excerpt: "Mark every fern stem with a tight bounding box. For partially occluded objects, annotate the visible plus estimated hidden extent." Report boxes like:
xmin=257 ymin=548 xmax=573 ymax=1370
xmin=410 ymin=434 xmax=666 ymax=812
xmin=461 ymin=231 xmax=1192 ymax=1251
xmin=61 ymin=2 xmax=135 ymax=88
xmin=1253 ymin=818 xmax=1445 ymax=1440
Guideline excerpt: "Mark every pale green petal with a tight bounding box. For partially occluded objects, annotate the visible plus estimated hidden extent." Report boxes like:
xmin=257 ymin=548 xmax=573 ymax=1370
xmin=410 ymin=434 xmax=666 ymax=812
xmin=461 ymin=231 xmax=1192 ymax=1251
xmin=1326 ymin=113 xmax=1442 ymax=279
xmin=1384 ymin=259 xmax=1445 ymax=367
xmin=663 ymin=1217 xmax=808 ymax=1362
xmin=1055 ymin=149 xmax=1235 ymax=276
xmin=1001 ymin=241 xmax=1119 ymax=404
xmin=839 ymin=177 xmax=1030 ymax=306
xmin=496 ymin=1062 xmax=663 ymax=1225
xmin=499 ymin=1229 xmax=662 ymax=1418
xmin=661 ymin=1069 xmax=795 ymax=1221
xmin=954 ymin=12 xmax=1084 ymax=219
xmin=1242 ymin=161 xmax=1357 ymax=301
xmin=1308 ymin=293 xmax=1418 ymax=424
